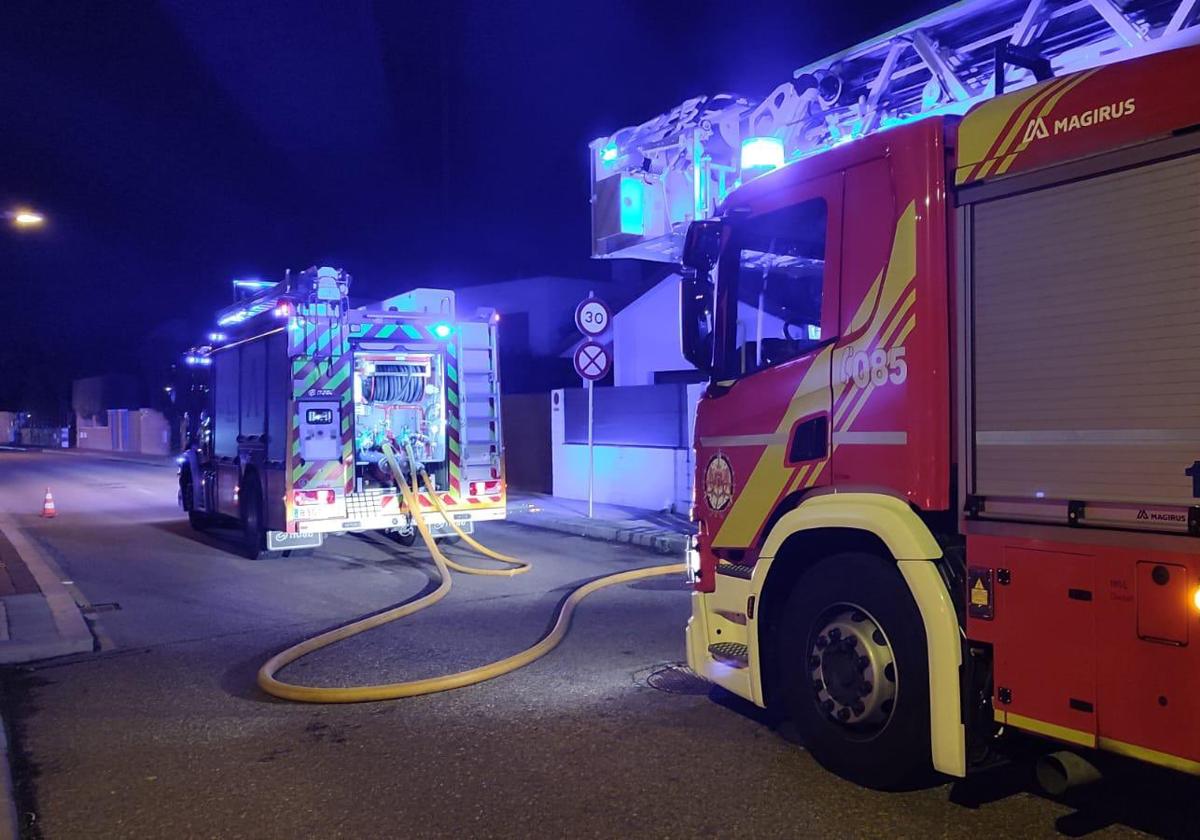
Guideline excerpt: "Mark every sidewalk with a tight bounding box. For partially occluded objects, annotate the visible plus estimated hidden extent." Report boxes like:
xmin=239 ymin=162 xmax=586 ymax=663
xmin=506 ymin=492 xmax=694 ymax=555
xmin=0 ymin=514 xmax=94 ymax=840
xmin=0 ymin=515 xmax=93 ymax=664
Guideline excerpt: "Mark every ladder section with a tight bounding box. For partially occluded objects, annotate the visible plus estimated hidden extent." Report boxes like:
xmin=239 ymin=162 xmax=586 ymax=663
xmin=456 ymin=322 xmax=504 ymax=491
xmin=590 ymin=0 xmax=1200 ymax=263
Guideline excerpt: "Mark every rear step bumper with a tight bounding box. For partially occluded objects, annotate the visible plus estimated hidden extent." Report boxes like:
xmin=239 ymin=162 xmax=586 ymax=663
xmin=292 ymin=503 xmax=506 ymax=535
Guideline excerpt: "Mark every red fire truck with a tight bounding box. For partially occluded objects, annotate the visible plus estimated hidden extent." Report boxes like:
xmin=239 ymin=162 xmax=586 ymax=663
xmin=665 ymin=42 xmax=1200 ymax=788
xmin=178 ymin=267 xmax=506 ymax=558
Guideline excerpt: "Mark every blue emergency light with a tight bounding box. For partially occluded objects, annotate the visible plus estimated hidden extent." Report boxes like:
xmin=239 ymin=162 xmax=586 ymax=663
xmin=740 ymin=136 xmax=785 ymax=171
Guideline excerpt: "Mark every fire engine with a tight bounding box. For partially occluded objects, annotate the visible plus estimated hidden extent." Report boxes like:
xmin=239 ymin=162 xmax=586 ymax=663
xmin=178 ymin=267 xmax=505 ymax=558
xmin=592 ymin=1 xmax=1200 ymax=789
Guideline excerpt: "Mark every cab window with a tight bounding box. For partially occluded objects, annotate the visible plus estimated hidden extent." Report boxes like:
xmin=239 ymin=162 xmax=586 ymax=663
xmin=726 ymin=198 xmax=828 ymax=376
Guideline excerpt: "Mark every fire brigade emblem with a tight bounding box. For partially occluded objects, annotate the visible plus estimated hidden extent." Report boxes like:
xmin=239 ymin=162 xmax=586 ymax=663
xmin=704 ymin=454 xmax=734 ymax=513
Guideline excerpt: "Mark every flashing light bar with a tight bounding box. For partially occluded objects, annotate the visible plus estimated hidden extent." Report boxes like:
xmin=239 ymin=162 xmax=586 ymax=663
xmin=740 ymin=136 xmax=785 ymax=171
xmin=184 ymin=354 xmax=213 ymax=366
xmin=233 ymin=278 xmax=275 ymax=290
xmin=432 ymin=322 xmax=453 ymax=339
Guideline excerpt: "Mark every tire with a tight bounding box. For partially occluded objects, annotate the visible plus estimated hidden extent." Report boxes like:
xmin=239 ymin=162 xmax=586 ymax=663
xmin=240 ymin=480 xmax=268 ymax=560
xmin=180 ymin=470 xmax=212 ymax=531
xmin=776 ymin=552 xmax=932 ymax=790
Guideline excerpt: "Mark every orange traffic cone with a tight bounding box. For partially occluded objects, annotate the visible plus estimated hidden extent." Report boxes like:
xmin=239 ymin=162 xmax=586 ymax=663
xmin=41 ymin=488 xmax=57 ymax=519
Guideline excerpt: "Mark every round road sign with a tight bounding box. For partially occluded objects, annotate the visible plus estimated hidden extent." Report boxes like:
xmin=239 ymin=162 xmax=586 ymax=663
xmin=573 ymin=340 xmax=611 ymax=382
xmin=574 ymin=297 xmax=612 ymax=337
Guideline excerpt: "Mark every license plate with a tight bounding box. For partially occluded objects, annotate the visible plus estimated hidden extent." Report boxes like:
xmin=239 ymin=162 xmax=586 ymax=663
xmin=427 ymin=518 xmax=475 ymax=537
xmin=267 ymin=531 xmax=324 ymax=551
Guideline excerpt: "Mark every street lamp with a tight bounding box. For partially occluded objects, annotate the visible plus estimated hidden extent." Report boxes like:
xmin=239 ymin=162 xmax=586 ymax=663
xmin=7 ymin=209 xmax=46 ymax=229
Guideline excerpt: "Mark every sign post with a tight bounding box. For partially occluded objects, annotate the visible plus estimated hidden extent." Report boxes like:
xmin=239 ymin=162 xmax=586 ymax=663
xmin=588 ymin=378 xmax=593 ymax=519
xmin=573 ymin=295 xmax=612 ymax=518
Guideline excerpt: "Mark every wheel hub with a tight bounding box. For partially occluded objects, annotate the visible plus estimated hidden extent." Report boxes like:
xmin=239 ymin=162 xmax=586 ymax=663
xmin=809 ymin=605 xmax=897 ymax=731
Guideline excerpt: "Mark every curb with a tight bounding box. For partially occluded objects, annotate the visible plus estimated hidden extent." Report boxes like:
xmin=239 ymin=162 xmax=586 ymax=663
xmin=507 ymin=512 xmax=689 ymax=556
xmin=0 ymin=515 xmax=94 ymax=663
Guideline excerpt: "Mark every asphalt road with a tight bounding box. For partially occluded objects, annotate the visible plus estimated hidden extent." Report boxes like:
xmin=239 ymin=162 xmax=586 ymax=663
xmin=0 ymin=449 xmax=1196 ymax=839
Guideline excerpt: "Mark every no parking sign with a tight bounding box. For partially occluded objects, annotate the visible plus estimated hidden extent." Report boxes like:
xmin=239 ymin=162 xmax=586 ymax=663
xmin=573 ymin=341 xmax=610 ymax=382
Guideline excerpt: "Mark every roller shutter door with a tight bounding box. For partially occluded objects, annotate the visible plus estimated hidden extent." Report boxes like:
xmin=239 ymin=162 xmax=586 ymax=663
xmin=972 ymin=152 xmax=1200 ymax=506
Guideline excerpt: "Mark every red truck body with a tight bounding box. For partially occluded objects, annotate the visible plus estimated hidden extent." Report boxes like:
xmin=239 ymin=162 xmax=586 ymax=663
xmin=684 ymin=44 xmax=1200 ymax=783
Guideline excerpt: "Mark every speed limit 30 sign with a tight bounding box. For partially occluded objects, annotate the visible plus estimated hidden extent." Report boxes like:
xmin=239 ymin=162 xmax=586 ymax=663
xmin=574 ymin=297 xmax=612 ymax=337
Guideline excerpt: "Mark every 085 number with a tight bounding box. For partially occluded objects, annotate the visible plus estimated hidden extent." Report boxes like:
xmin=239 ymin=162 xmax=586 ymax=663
xmin=839 ymin=345 xmax=907 ymax=388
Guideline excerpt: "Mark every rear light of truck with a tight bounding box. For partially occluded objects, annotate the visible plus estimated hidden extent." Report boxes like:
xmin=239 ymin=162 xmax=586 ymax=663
xmin=293 ymin=489 xmax=336 ymax=506
xmin=469 ymin=480 xmax=502 ymax=497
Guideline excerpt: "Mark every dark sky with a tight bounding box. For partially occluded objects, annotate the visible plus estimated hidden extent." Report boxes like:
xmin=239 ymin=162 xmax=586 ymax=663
xmin=0 ymin=0 xmax=936 ymax=414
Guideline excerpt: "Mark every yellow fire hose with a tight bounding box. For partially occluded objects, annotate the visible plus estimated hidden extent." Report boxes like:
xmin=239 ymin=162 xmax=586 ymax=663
xmin=257 ymin=444 xmax=684 ymax=703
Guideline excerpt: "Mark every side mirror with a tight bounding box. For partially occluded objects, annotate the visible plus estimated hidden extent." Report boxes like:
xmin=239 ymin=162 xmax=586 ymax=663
xmin=680 ymin=272 xmax=715 ymax=374
xmin=680 ymin=220 xmax=722 ymax=375
xmin=681 ymin=219 xmax=722 ymax=273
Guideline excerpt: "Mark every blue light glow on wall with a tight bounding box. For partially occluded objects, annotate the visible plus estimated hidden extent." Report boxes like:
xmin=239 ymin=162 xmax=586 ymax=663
xmin=619 ymin=176 xmax=645 ymax=236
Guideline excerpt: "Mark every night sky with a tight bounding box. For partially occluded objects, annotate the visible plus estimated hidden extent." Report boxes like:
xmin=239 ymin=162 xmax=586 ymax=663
xmin=1 ymin=0 xmax=936 ymax=415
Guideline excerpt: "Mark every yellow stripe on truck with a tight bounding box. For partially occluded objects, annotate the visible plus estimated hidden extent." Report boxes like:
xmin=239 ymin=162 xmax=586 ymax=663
xmin=1001 ymin=710 xmax=1097 ymax=749
xmin=994 ymin=69 xmax=1100 ymax=175
xmin=711 ymin=345 xmax=833 ymax=548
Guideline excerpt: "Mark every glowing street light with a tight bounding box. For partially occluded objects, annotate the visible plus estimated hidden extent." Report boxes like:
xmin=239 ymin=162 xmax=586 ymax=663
xmin=8 ymin=209 xmax=46 ymax=229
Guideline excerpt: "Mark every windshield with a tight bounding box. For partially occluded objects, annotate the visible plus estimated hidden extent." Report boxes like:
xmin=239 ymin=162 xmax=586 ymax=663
xmin=723 ymin=198 xmax=828 ymax=376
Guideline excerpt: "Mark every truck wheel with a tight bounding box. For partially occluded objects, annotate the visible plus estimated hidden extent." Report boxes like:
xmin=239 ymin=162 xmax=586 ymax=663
xmin=391 ymin=528 xmax=417 ymax=548
xmin=241 ymin=482 xmax=268 ymax=560
xmin=777 ymin=552 xmax=932 ymax=790
xmin=180 ymin=470 xmax=211 ymax=531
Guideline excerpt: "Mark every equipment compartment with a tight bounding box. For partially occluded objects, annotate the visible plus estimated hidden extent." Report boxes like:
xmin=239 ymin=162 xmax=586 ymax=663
xmin=967 ymin=151 xmax=1200 ymax=514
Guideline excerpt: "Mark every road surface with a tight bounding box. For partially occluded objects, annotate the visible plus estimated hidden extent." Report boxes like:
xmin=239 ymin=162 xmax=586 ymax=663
xmin=0 ymin=449 xmax=1194 ymax=838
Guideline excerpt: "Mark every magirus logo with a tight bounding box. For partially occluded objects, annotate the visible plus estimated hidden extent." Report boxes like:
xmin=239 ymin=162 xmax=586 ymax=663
xmin=1023 ymin=116 xmax=1050 ymax=142
xmin=1136 ymin=508 xmax=1186 ymax=523
xmin=1022 ymin=97 xmax=1137 ymax=144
